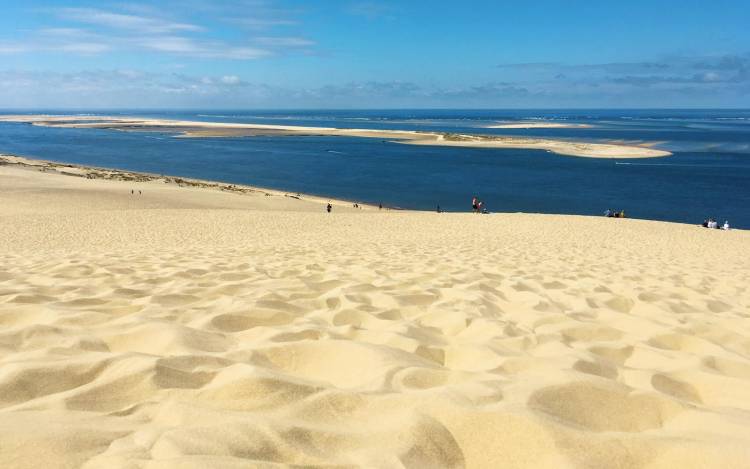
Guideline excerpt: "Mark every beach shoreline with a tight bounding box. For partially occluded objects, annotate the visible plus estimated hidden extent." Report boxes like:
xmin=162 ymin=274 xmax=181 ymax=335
xmin=0 ymin=153 xmax=384 ymax=211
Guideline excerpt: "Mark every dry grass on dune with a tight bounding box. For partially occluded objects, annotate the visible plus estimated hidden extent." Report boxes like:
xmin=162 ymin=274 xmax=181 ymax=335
xmin=0 ymin=163 xmax=749 ymax=468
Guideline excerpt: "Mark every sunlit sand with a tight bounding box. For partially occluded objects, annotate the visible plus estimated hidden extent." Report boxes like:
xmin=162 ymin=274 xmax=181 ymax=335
xmin=1 ymin=155 xmax=748 ymax=468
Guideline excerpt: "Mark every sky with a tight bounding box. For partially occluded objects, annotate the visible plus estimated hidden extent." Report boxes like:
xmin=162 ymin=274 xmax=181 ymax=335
xmin=0 ymin=0 xmax=749 ymax=109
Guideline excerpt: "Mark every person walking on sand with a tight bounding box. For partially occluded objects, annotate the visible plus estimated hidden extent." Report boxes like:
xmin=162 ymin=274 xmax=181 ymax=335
xmin=326 ymin=203 xmax=332 ymax=213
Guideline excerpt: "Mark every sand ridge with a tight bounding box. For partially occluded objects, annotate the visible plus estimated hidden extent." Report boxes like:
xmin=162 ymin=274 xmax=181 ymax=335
xmin=1 ymin=161 xmax=749 ymax=468
xmin=0 ymin=114 xmax=671 ymax=158
xmin=486 ymin=122 xmax=593 ymax=129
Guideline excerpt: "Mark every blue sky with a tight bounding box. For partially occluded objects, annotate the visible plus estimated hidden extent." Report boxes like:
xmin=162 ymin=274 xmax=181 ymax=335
xmin=1 ymin=0 xmax=749 ymax=108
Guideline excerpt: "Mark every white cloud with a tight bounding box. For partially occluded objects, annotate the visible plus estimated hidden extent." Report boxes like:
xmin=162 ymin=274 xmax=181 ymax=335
xmin=221 ymin=75 xmax=241 ymax=85
xmin=0 ymin=4 xmax=314 ymax=60
xmin=254 ymin=36 xmax=315 ymax=47
xmin=0 ymin=43 xmax=27 ymax=54
xmin=56 ymin=8 xmax=203 ymax=34
xmin=231 ymin=18 xmax=297 ymax=29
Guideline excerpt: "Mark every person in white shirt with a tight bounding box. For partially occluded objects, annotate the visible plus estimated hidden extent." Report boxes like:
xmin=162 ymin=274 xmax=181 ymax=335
xmin=722 ymin=221 xmax=730 ymax=230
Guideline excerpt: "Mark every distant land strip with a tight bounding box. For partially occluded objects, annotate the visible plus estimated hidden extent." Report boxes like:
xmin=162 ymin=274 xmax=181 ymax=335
xmin=0 ymin=115 xmax=672 ymax=159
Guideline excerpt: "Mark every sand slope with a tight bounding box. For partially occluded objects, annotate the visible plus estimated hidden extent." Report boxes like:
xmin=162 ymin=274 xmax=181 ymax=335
xmin=1 ymin=162 xmax=749 ymax=468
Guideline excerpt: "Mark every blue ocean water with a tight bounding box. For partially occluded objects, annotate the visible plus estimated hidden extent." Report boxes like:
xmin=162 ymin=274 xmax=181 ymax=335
xmin=1 ymin=109 xmax=749 ymax=227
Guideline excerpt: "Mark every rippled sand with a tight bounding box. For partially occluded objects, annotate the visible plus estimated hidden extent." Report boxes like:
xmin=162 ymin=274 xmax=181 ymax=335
xmin=1 ymin=160 xmax=748 ymax=468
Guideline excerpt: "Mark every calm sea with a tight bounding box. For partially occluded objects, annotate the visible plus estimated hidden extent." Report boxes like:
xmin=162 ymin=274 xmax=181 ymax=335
xmin=1 ymin=109 xmax=749 ymax=227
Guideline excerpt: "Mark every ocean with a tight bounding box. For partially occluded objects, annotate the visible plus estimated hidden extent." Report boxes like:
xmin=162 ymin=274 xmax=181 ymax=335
xmin=1 ymin=109 xmax=749 ymax=227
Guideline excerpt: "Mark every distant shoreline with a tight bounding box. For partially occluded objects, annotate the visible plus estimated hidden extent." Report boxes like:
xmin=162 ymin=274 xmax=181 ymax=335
xmin=0 ymin=114 xmax=671 ymax=159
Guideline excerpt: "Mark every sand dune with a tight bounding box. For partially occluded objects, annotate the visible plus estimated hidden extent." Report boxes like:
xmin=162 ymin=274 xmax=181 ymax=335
xmin=1 ymin=158 xmax=749 ymax=468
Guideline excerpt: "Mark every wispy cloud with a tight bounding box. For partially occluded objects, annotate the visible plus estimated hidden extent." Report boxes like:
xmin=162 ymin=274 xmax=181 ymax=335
xmin=346 ymin=1 xmax=393 ymax=20
xmin=254 ymin=36 xmax=315 ymax=47
xmin=55 ymin=8 xmax=203 ymax=34
xmin=131 ymin=36 xmax=271 ymax=59
xmin=0 ymin=2 xmax=313 ymax=60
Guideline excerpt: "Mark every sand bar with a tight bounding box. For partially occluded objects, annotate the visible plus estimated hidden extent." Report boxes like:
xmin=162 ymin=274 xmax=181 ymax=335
xmin=0 ymin=154 xmax=749 ymax=468
xmin=487 ymin=121 xmax=593 ymax=129
xmin=0 ymin=114 xmax=671 ymax=158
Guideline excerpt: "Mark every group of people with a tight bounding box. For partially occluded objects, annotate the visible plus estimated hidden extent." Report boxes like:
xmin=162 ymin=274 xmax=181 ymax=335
xmin=604 ymin=209 xmax=626 ymax=218
xmin=324 ymin=198 xmax=740 ymax=230
xmin=471 ymin=196 xmax=488 ymax=214
xmin=702 ymin=218 xmax=730 ymax=230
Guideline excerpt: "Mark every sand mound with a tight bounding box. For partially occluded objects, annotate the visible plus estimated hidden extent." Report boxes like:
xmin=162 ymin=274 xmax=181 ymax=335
xmin=1 ymin=163 xmax=749 ymax=468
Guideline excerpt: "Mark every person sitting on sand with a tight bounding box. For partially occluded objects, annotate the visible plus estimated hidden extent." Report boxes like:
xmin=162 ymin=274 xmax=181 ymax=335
xmin=702 ymin=219 xmax=709 ymax=228
xmin=722 ymin=220 xmax=730 ymax=230
xmin=604 ymin=209 xmax=613 ymax=217
xmin=619 ymin=210 xmax=626 ymax=218
xmin=326 ymin=203 xmax=332 ymax=213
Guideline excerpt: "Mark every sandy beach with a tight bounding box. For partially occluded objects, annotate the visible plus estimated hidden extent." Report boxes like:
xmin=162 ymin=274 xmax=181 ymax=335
xmin=0 ymin=115 xmax=670 ymax=159
xmin=0 ymin=155 xmax=748 ymax=468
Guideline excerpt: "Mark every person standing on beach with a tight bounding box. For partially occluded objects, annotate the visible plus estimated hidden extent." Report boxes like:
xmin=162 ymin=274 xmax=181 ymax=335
xmin=472 ymin=196 xmax=478 ymax=213
xmin=326 ymin=203 xmax=332 ymax=213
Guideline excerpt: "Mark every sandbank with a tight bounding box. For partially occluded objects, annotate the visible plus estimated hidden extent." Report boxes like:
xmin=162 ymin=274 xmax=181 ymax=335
xmin=0 ymin=115 xmax=671 ymax=158
xmin=487 ymin=121 xmax=593 ymax=129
